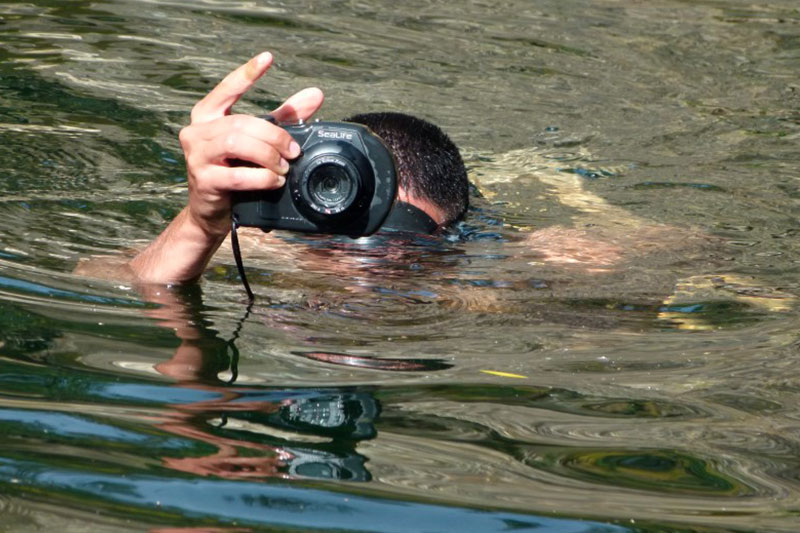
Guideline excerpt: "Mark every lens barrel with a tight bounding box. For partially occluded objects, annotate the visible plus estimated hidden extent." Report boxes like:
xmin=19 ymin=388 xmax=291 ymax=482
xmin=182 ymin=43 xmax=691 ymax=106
xmin=291 ymin=141 xmax=375 ymax=225
xmin=301 ymin=157 xmax=360 ymax=215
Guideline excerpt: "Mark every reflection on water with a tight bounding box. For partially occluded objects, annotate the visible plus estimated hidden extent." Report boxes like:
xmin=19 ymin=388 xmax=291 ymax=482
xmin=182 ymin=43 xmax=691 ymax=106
xmin=2 ymin=0 xmax=800 ymax=531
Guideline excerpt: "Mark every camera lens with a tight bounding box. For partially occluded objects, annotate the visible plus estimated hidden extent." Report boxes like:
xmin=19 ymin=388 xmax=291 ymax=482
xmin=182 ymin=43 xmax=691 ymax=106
xmin=308 ymin=164 xmax=353 ymax=209
xmin=301 ymin=158 xmax=361 ymax=216
xmin=287 ymin=135 xmax=383 ymax=230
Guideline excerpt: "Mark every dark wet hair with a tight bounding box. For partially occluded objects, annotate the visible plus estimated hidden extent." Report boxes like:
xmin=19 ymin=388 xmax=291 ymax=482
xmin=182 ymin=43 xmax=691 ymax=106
xmin=345 ymin=112 xmax=469 ymax=225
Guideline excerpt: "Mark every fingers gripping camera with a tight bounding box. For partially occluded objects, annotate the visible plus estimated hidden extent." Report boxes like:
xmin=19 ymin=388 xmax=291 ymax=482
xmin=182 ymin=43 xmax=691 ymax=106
xmin=231 ymin=117 xmax=398 ymax=237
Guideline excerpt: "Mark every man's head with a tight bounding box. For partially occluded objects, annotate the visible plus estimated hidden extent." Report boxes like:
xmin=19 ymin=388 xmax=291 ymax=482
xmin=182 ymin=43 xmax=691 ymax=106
xmin=345 ymin=112 xmax=469 ymax=227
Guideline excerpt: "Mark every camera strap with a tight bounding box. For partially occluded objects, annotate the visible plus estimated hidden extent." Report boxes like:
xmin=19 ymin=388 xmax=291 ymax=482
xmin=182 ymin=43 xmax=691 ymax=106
xmin=229 ymin=113 xmax=275 ymax=302
xmin=382 ymin=201 xmax=440 ymax=235
xmin=231 ymin=217 xmax=255 ymax=301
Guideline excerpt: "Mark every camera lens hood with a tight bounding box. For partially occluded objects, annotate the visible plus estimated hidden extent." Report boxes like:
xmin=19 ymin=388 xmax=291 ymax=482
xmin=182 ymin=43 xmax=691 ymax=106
xmin=291 ymin=142 xmax=375 ymax=223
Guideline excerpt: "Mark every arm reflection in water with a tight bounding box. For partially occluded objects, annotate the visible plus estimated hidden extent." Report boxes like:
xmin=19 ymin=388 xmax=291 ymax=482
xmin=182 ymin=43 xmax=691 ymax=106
xmin=139 ymin=283 xmax=380 ymax=482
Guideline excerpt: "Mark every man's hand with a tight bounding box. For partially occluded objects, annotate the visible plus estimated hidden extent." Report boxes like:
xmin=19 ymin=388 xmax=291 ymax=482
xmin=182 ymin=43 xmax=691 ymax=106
xmin=128 ymin=52 xmax=324 ymax=284
xmin=180 ymin=51 xmax=324 ymax=237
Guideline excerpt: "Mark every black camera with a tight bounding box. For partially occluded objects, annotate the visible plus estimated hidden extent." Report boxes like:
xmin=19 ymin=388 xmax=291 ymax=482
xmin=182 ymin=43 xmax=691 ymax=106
xmin=231 ymin=118 xmax=397 ymax=237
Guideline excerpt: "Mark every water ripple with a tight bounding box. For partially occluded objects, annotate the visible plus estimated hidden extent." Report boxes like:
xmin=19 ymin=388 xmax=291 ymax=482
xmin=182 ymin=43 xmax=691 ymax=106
xmin=2 ymin=1 xmax=800 ymax=531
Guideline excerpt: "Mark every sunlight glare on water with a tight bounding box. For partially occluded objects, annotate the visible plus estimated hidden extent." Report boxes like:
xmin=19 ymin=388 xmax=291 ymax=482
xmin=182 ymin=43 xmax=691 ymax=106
xmin=1 ymin=1 xmax=800 ymax=531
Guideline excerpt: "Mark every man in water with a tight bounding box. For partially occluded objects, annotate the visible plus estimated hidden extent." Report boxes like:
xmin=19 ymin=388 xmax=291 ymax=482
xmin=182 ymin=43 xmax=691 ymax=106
xmin=80 ymin=51 xmax=781 ymax=318
xmin=124 ymin=51 xmax=470 ymax=285
xmin=78 ymin=51 xmax=638 ymax=286
xmin=72 ymin=51 xmax=794 ymax=396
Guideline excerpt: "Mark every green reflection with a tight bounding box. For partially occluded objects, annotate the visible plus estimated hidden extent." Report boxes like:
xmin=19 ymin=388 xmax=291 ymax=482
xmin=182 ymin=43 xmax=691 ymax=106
xmin=580 ymin=399 xmax=692 ymax=418
xmin=380 ymin=384 xmax=701 ymax=419
xmin=551 ymin=449 xmax=749 ymax=496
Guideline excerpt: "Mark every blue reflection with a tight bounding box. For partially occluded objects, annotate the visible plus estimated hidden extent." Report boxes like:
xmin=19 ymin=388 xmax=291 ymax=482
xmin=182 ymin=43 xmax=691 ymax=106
xmin=0 ymin=408 xmax=187 ymax=449
xmin=0 ymin=457 xmax=629 ymax=533
xmin=94 ymin=382 xmax=224 ymax=404
xmin=0 ymin=409 xmax=146 ymax=442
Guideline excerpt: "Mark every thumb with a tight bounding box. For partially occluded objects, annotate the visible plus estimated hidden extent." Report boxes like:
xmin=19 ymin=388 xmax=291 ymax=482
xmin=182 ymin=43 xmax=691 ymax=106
xmin=271 ymin=87 xmax=325 ymax=123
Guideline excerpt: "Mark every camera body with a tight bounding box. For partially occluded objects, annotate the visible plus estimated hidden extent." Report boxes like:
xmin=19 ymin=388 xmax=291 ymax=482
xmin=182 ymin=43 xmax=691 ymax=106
xmin=231 ymin=119 xmax=398 ymax=237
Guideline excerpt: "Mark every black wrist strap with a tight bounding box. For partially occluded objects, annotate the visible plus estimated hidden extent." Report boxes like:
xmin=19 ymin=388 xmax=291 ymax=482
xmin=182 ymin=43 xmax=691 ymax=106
xmin=231 ymin=217 xmax=255 ymax=301
xmin=223 ymin=296 xmax=253 ymax=384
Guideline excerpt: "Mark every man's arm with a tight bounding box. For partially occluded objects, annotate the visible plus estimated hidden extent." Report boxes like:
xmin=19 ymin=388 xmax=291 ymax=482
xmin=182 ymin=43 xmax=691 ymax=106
xmin=90 ymin=52 xmax=324 ymax=284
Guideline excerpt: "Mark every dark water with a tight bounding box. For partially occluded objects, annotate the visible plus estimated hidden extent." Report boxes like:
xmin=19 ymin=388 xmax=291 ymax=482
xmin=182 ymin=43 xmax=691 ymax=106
xmin=2 ymin=1 xmax=800 ymax=531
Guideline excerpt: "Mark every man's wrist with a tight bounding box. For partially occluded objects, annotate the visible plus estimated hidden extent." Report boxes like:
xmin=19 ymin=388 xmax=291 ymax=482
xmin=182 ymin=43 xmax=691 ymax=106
xmin=129 ymin=207 xmax=229 ymax=284
xmin=186 ymin=204 xmax=232 ymax=241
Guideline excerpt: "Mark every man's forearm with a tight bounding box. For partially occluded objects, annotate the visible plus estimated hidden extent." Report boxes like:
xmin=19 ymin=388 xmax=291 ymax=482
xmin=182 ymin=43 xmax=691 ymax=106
xmin=129 ymin=207 xmax=227 ymax=284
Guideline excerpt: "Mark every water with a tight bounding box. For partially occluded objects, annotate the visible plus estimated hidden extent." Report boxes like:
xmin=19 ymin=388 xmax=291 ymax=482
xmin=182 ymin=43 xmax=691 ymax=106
xmin=1 ymin=0 xmax=800 ymax=531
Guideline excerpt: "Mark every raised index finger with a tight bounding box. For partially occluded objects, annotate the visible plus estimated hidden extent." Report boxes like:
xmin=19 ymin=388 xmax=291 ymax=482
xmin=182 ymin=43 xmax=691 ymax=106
xmin=190 ymin=52 xmax=273 ymax=124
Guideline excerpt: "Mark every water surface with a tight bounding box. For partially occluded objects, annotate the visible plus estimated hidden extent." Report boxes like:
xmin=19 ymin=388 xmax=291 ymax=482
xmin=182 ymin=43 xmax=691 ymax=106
xmin=1 ymin=1 xmax=800 ymax=531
